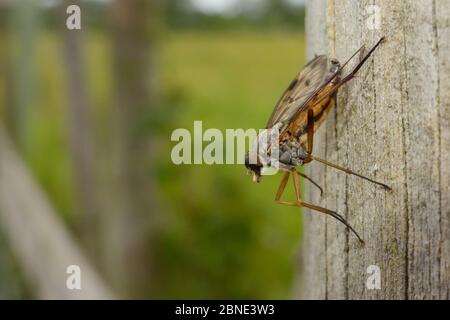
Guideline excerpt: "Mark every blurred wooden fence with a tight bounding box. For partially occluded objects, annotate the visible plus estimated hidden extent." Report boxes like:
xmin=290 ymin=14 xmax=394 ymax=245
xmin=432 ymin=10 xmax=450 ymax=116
xmin=0 ymin=127 xmax=113 ymax=299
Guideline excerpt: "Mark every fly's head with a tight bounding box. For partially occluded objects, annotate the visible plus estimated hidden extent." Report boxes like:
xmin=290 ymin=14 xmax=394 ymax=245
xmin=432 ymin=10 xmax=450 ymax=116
xmin=245 ymin=152 xmax=263 ymax=183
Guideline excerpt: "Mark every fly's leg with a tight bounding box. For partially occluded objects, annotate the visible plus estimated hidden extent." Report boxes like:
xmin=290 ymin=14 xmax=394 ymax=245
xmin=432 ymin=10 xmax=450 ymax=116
xmin=297 ymin=170 xmax=323 ymax=196
xmin=275 ymin=170 xmax=364 ymax=243
xmin=339 ymin=37 xmax=385 ymax=85
xmin=311 ymin=37 xmax=386 ymax=107
xmin=275 ymin=172 xmax=296 ymax=206
xmin=310 ymin=155 xmax=391 ymax=190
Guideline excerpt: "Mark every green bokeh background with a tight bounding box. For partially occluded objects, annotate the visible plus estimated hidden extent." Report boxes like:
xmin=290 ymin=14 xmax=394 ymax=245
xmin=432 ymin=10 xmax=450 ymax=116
xmin=0 ymin=1 xmax=306 ymax=299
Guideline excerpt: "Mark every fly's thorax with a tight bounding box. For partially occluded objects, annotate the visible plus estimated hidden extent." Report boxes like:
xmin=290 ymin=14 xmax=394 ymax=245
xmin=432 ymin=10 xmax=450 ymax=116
xmin=279 ymin=140 xmax=309 ymax=168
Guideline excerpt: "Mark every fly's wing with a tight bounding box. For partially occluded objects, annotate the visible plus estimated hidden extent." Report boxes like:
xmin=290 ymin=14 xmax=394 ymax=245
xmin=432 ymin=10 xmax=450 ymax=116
xmin=266 ymin=55 xmax=330 ymax=130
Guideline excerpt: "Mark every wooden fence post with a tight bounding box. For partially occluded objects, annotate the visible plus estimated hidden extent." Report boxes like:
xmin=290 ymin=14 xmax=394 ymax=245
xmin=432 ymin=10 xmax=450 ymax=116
xmin=298 ymin=0 xmax=449 ymax=299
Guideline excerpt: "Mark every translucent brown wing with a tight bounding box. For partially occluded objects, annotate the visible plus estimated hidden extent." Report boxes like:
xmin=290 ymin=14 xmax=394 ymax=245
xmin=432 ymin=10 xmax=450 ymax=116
xmin=266 ymin=55 xmax=330 ymax=130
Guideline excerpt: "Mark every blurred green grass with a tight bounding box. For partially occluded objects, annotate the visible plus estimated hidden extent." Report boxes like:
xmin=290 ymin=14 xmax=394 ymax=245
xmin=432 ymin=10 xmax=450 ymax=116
xmin=158 ymin=31 xmax=306 ymax=299
xmin=13 ymin=29 xmax=306 ymax=299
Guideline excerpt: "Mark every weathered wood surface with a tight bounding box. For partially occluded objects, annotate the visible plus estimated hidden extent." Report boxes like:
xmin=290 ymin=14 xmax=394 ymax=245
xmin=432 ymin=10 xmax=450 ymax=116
xmin=298 ymin=0 xmax=449 ymax=299
xmin=0 ymin=128 xmax=113 ymax=299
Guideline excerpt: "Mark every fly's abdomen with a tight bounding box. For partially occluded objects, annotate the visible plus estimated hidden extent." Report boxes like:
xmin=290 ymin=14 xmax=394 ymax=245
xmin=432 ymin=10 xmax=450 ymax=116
xmin=289 ymin=86 xmax=337 ymax=146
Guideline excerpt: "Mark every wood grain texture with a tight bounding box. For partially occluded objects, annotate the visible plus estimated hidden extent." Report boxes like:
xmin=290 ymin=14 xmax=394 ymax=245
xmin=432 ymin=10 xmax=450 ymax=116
xmin=298 ymin=0 xmax=449 ymax=299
